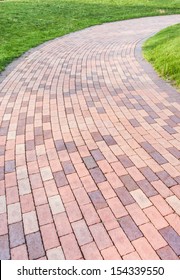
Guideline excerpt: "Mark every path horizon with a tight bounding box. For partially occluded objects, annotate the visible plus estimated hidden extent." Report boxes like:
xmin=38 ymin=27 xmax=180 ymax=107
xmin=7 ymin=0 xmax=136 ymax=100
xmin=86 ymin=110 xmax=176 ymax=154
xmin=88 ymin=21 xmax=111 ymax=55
xmin=0 ymin=15 xmax=180 ymax=260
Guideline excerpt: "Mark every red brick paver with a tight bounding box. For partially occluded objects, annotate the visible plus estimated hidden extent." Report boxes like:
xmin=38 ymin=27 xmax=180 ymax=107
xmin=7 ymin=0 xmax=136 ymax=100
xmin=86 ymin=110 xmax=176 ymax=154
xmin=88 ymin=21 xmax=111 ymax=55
xmin=0 ymin=15 xmax=180 ymax=260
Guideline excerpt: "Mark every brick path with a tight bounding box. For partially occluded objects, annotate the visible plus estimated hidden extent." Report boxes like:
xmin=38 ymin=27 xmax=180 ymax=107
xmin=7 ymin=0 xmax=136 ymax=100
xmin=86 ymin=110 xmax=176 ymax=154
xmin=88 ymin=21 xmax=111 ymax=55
xmin=0 ymin=15 xmax=180 ymax=260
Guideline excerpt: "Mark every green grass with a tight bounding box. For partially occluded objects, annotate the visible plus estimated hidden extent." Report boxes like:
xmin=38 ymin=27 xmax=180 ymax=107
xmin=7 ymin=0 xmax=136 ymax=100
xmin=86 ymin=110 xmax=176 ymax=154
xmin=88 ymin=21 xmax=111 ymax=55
xmin=143 ymin=24 xmax=180 ymax=89
xmin=0 ymin=0 xmax=180 ymax=72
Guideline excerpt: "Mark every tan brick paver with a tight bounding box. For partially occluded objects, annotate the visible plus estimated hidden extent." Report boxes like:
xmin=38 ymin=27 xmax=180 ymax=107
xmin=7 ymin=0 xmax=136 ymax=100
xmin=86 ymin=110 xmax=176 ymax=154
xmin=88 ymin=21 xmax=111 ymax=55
xmin=0 ymin=15 xmax=180 ymax=259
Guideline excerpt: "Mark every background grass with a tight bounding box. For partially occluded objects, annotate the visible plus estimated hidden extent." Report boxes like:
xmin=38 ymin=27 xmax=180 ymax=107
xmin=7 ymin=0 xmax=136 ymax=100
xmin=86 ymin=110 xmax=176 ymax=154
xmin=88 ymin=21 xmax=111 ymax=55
xmin=0 ymin=0 xmax=180 ymax=73
xmin=143 ymin=24 xmax=180 ymax=89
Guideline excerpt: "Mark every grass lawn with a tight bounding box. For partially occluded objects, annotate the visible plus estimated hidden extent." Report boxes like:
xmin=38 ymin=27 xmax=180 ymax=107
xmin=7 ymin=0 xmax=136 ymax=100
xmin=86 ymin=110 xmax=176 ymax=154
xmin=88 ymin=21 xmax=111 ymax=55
xmin=0 ymin=0 xmax=180 ymax=72
xmin=143 ymin=24 xmax=180 ymax=89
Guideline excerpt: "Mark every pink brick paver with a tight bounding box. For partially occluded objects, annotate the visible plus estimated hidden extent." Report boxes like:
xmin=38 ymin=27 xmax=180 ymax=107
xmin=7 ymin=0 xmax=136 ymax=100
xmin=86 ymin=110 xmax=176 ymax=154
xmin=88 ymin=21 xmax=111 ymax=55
xmin=0 ymin=15 xmax=180 ymax=260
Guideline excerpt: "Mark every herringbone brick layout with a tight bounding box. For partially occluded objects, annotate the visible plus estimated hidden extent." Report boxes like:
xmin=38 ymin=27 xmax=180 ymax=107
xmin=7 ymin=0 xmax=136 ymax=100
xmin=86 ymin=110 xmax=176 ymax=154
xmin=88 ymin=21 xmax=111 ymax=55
xmin=0 ymin=15 xmax=180 ymax=260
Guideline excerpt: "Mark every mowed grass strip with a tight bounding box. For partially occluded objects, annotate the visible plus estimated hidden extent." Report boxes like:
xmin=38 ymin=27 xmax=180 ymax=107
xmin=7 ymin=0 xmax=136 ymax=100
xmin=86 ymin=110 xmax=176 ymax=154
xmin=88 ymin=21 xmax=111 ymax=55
xmin=143 ymin=24 xmax=180 ymax=89
xmin=0 ymin=0 xmax=180 ymax=72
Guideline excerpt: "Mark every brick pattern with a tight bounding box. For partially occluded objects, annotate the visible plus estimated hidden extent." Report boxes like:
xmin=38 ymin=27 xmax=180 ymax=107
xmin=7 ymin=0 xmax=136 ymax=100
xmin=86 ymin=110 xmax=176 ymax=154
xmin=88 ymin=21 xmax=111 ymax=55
xmin=0 ymin=15 xmax=180 ymax=260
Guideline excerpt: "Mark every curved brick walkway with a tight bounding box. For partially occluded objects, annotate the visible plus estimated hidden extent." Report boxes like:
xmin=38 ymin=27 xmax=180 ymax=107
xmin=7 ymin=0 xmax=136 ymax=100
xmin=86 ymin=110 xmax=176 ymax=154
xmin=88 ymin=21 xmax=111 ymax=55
xmin=0 ymin=15 xmax=180 ymax=260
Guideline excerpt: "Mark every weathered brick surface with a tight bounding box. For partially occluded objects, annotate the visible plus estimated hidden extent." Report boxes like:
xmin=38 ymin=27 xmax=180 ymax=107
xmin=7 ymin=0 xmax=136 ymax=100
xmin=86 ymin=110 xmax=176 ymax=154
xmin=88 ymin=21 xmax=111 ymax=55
xmin=89 ymin=190 xmax=107 ymax=210
xmin=109 ymin=228 xmax=134 ymax=256
xmin=80 ymin=203 xmax=100 ymax=225
xmin=11 ymin=244 xmax=28 ymax=260
xmin=90 ymin=223 xmax=113 ymax=250
xmin=81 ymin=242 xmax=103 ymax=260
xmin=54 ymin=212 xmax=72 ymax=237
xmin=116 ymin=187 xmax=135 ymax=206
xmin=0 ymin=235 xmax=10 ymax=260
xmin=140 ymin=223 xmax=167 ymax=250
xmin=0 ymin=213 xmax=8 ymax=236
xmin=126 ymin=203 xmax=149 ymax=226
xmin=72 ymin=219 xmax=93 ymax=246
xmin=132 ymin=237 xmax=160 ymax=260
xmin=23 ymin=211 xmax=39 ymax=235
xmin=144 ymin=206 xmax=168 ymax=229
xmin=41 ymin=223 xmax=60 ymax=250
xmin=36 ymin=204 xmax=53 ymax=226
xmin=1 ymin=15 xmax=180 ymax=259
xmin=26 ymin=232 xmax=45 ymax=260
xmin=90 ymin=168 xmax=106 ymax=184
xmin=101 ymin=246 xmax=122 ymax=260
xmin=159 ymin=226 xmax=180 ymax=255
xmin=9 ymin=222 xmax=25 ymax=248
xmin=157 ymin=246 xmax=179 ymax=260
xmin=118 ymin=215 xmax=143 ymax=241
xmin=47 ymin=247 xmax=65 ymax=260
xmin=60 ymin=233 xmax=82 ymax=260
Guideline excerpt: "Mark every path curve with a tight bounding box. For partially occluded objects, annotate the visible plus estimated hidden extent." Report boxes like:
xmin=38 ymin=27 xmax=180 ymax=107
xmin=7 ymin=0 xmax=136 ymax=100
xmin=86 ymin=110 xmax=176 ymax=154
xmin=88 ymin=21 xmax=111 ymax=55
xmin=0 ymin=15 xmax=180 ymax=260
